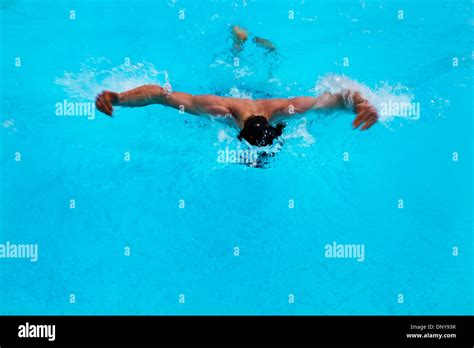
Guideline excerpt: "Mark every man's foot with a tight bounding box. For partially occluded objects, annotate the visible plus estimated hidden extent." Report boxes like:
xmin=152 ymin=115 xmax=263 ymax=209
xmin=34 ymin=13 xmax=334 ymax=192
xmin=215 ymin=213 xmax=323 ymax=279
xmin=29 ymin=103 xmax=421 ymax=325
xmin=253 ymin=36 xmax=276 ymax=52
xmin=232 ymin=25 xmax=248 ymax=42
xmin=231 ymin=25 xmax=248 ymax=53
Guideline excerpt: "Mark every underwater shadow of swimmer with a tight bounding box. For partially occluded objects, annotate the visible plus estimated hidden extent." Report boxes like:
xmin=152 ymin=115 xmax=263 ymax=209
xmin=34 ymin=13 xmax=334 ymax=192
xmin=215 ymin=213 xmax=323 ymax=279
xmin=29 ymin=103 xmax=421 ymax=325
xmin=240 ymin=139 xmax=284 ymax=169
xmin=253 ymin=151 xmax=277 ymax=168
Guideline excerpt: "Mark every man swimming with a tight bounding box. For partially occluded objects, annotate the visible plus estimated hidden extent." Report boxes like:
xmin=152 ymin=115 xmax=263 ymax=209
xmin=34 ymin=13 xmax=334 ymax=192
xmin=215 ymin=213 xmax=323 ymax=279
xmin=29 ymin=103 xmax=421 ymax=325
xmin=95 ymin=25 xmax=378 ymax=146
xmin=95 ymin=86 xmax=377 ymax=146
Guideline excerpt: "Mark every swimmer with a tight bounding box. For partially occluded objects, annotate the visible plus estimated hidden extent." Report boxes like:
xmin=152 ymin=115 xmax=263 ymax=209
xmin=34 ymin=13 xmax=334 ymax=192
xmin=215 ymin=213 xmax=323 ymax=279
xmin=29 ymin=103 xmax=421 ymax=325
xmin=95 ymin=86 xmax=378 ymax=146
xmin=95 ymin=25 xmax=378 ymax=147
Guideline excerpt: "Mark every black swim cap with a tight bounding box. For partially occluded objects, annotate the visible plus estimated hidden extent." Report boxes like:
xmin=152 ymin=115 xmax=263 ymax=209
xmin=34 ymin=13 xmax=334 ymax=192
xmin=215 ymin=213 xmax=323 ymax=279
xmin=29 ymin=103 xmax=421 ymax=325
xmin=238 ymin=116 xmax=285 ymax=146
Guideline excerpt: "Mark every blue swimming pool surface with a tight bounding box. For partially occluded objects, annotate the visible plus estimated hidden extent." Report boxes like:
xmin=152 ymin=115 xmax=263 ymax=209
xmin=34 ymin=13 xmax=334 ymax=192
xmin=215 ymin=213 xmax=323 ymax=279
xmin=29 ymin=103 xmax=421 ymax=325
xmin=0 ymin=0 xmax=472 ymax=315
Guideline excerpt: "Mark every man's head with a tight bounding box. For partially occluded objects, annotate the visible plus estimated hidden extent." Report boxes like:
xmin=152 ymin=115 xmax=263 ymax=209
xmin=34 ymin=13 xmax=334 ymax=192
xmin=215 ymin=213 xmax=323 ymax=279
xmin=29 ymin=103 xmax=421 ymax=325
xmin=238 ymin=116 xmax=285 ymax=146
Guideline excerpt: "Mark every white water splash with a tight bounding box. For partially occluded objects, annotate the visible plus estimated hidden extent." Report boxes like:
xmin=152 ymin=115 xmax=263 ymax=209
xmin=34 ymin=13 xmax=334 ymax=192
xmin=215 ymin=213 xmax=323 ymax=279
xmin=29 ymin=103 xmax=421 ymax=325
xmin=233 ymin=66 xmax=253 ymax=79
xmin=2 ymin=118 xmax=17 ymax=134
xmin=228 ymin=87 xmax=253 ymax=99
xmin=209 ymin=59 xmax=231 ymax=69
xmin=314 ymin=74 xmax=416 ymax=125
xmin=217 ymin=129 xmax=234 ymax=144
xmin=55 ymin=58 xmax=171 ymax=101
xmin=3 ymin=119 xmax=15 ymax=128
xmin=282 ymin=118 xmax=315 ymax=147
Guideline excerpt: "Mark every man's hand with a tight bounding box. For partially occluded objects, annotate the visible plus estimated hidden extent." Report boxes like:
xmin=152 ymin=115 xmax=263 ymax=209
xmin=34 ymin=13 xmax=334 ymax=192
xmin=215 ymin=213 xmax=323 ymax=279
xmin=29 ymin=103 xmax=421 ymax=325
xmin=95 ymin=91 xmax=119 ymax=117
xmin=352 ymin=94 xmax=378 ymax=131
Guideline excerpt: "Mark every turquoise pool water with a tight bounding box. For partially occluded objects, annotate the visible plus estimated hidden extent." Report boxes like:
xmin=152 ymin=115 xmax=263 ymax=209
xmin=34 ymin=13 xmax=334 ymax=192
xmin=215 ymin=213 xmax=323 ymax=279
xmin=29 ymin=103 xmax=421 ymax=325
xmin=0 ymin=0 xmax=472 ymax=314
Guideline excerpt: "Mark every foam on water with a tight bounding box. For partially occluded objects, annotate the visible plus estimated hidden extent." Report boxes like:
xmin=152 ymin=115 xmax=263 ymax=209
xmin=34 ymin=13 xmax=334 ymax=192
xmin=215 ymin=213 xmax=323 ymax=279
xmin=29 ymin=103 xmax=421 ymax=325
xmin=282 ymin=118 xmax=315 ymax=147
xmin=227 ymin=87 xmax=253 ymax=99
xmin=314 ymin=74 xmax=416 ymax=125
xmin=217 ymin=129 xmax=234 ymax=144
xmin=2 ymin=118 xmax=17 ymax=135
xmin=55 ymin=58 xmax=172 ymax=101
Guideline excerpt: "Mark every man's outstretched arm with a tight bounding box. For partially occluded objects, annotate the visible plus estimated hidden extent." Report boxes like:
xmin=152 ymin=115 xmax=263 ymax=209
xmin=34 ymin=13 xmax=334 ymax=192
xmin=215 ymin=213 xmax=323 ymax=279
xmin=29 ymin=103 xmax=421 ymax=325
xmin=95 ymin=85 xmax=231 ymax=117
xmin=265 ymin=91 xmax=378 ymax=130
